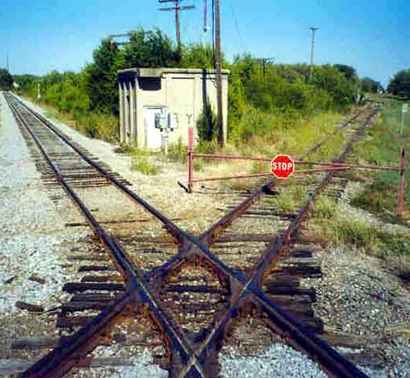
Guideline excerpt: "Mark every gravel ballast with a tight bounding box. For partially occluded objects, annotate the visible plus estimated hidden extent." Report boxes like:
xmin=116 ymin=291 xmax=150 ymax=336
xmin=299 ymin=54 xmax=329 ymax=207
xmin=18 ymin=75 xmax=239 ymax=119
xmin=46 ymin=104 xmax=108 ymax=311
xmin=3 ymin=95 xmax=409 ymax=377
xmin=0 ymin=93 xmax=166 ymax=376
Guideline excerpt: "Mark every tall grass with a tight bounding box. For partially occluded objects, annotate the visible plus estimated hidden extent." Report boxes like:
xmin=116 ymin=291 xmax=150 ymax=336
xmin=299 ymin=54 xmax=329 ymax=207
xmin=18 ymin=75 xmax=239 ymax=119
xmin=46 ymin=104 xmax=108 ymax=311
xmin=130 ymin=148 xmax=159 ymax=175
xmin=311 ymin=197 xmax=410 ymax=275
xmin=228 ymin=105 xmax=342 ymax=158
xmin=352 ymin=98 xmax=410 ymax=222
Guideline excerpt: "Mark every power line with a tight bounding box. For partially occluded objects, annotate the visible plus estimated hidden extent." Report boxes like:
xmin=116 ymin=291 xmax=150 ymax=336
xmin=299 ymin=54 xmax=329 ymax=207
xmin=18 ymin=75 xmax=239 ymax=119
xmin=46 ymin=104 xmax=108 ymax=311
xmin=228 ymin=0 xmax=246 ymax=52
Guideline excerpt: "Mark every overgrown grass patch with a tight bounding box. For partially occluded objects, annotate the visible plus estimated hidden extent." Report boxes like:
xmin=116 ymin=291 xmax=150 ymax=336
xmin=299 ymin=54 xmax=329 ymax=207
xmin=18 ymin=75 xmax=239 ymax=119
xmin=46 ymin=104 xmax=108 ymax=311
xmin=351 ymin=98 xmax=410 ymax=222
xmin=30 ymin=98 xmax=119 ymax=143
xmin=166 ymin=140 xmax=187 ymax=163
xmin=310 ymin=196 xmax=410 ymax=274
xmin=269 ymin=185 xmax=307 ymax=213
xmin=74 ymin=112 xmax=118 ymax=142
xmin=350 ymin=172 xmax=400 ymax=222
xmin=229 ymin=106 xmax=343 ymax=158
xmin=131 ymin=149 xmax=159 ymax=175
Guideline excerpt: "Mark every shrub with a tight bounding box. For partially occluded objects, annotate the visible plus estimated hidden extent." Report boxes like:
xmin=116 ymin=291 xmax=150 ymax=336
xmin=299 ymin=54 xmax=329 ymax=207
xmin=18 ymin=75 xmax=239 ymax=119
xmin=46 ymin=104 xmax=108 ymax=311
xmin=131 ymin=149 xmax=159 ymax=175
xmin=197 ymin=100 xmax=217 ymax=141
xmin=167 ymin=139 xmax=187 ymax=163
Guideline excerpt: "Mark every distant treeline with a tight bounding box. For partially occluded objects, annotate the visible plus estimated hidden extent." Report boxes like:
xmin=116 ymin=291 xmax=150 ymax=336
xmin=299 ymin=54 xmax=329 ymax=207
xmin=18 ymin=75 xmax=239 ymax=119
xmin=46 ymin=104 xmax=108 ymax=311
xmin=12 ymin=27 xmax=385 ymax=144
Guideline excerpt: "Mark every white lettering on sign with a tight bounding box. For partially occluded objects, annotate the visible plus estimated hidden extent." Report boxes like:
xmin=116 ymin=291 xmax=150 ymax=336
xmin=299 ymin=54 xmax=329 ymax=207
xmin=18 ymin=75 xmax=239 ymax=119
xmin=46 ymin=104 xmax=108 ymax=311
xmin=403 ymin=104 xmax=408 ymax=113
xmin=272 ymin=162 xmax=294 ymax=170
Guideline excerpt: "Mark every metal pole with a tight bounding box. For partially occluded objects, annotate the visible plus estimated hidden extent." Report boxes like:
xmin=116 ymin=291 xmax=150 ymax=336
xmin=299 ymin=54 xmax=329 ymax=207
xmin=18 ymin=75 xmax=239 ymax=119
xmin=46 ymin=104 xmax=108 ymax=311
xmin=400 ymin=108 xmax=405 ymax=136
xmin=203 ymin=0 xmax=208 ymax=32
xmin=396 ymin=147 xmax=406 ymax=217
xmin=309 ymin=27 xmax=319 ymax=81
xmin=214 ymin=0 xmax=224 ymax=146
xmin=188 ymin=127 xmax=194 ymax=193
xmin=175 ymin=0 xmax=181 ymax=50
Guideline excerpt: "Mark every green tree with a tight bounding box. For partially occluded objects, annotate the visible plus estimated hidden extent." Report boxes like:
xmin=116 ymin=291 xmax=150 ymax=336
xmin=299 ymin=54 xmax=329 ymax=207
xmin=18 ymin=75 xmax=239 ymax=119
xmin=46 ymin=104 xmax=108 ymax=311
xmin=180 ymin=43 xmax=215 ymax=68
xmin=388 ymin=69 xmax=410 ymax=97
xmin=312 ymin=65 xmax=356 ymax=108
xmin=122 ymin=28 xmax=179 ymax=68
xmin=361 ymin=77 xmax=382 ymax=93
xmin=0 ymin=69 xmax=13 ymax=90
xmin=333 ymin=64 xmax=358 ymax=82
xmin=84 ymin=39 xmax=121 ymax=114
xmin=197 ymin=100 xmax=217 ymax=141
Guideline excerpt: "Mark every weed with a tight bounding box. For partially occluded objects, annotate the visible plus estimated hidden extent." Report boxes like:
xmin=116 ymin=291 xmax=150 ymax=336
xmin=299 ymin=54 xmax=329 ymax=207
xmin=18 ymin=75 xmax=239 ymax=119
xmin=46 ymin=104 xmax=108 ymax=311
xmin=132 ymin=157 xmax=159 ymax=175
xmin=311 ymin=199 xmax=410 ymax=277
xmin=313 ymin=197 xmax=337 ymax=219
xmin=114 ymin=144 xmax=136 ymax=154
xmin=167 ymin=139 xmax=187 ymax=163
xmin=131 ymin=148 xmax=159 ymax=175
xmin=75 ymin=112 xmax=118 ymax=142
xmin=352 ymin=98 xmax=410 ymax=223
xmin=271 ymin=186 xmax=306 ymax=213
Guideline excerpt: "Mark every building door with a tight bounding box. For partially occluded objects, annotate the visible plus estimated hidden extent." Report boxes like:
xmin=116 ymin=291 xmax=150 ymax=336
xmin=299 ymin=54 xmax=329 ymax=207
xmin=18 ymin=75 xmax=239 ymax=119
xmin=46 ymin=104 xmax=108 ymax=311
xmin=143 ymin=107 xmax=163 ymax=149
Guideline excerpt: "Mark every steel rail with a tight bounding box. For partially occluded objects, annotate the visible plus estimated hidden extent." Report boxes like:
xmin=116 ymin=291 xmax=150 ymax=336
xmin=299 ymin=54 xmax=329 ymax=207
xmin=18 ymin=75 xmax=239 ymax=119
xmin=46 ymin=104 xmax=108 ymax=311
xmin=7 ymin=93 xmax=371 ymax=377
xmin=148 ymin=109 xmax=376 ymax=376
xmin=177 ymin=111 xmax=377 ymax=377
xmin=300 ymin=108 xmax=364 ymax=159
xmin=149 ymin=107 xmax=371 ymax=283
xmin=8 ymin=94 xmax=187 ymax=245
xmin=6 ymin=94 xmax=205 ymax=378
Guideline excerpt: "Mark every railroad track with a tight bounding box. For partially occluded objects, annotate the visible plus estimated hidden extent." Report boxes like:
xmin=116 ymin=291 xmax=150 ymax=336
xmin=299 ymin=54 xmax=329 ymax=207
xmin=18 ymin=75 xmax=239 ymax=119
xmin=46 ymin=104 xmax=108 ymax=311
xmin=4 ymin=91 xmax=377 ymax=377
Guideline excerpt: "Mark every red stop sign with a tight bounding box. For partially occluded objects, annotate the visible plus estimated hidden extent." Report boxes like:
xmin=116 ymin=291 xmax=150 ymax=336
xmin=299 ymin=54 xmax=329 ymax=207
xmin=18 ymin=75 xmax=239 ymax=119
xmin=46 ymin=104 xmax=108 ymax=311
xmin=271 ymin=154 xmax=295 ymax=179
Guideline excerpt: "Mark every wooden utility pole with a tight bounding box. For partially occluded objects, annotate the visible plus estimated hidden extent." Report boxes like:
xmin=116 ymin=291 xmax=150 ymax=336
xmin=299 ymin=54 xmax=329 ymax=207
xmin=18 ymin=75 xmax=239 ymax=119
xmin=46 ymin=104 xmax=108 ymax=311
xmin=214 ymin=0 xmax=224 ymax=146
xmin=203 ymin=0 xmax=208 ymax=32
xmin=309 ymin=27 xmax=319 ymax=81
xmin=255 ymin=57 xmax=274 ymax=77
xmin=159 ymin=0 xmax=195 ymax=50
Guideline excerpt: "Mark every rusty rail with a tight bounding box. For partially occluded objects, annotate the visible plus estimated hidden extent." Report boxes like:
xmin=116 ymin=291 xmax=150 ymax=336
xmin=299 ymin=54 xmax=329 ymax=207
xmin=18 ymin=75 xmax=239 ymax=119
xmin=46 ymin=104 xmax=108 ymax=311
xmin=180 ymin=106 xmax=396 ymax=192
xmin=6 ymin=92 xmax=371 ymax=378
xmin=154 ymin=110 xmax=377 ymax=376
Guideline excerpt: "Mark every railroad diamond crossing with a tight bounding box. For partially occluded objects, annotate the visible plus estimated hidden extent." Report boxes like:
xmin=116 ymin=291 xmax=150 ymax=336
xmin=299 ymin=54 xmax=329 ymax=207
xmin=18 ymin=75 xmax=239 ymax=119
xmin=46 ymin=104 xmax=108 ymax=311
xmin=0 ymin=2 xmax=409 ymax=378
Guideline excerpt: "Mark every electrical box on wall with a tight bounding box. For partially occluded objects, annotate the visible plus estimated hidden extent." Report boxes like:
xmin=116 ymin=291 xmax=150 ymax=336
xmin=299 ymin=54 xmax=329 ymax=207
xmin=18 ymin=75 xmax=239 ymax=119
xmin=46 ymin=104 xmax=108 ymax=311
xmin=118 ymin=67 xmax=229 ymax=149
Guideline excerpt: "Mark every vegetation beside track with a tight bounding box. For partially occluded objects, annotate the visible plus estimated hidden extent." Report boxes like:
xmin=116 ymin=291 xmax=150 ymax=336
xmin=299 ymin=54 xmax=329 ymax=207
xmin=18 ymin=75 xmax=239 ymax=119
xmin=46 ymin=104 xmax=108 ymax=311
xmin=351 ymin=98 xmax=410 ymax=223
xmin=310 ymin=195 xmax=410 ymax=277
xmin=13 ymin=27 xmax=366 ymax=148
xmin=305 ymin=100 xmax=410 ymax=277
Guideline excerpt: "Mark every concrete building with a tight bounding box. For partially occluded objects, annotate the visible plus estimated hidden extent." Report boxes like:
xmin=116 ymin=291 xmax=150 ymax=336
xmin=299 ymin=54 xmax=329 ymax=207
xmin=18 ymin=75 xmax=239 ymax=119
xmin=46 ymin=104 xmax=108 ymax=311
xmin=118 ymin=68 xmax=229 ymax=149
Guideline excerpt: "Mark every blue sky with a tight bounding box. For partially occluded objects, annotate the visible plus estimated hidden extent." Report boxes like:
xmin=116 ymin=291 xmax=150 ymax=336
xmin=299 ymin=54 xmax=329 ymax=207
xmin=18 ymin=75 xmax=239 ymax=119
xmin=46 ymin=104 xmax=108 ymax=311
xmin=1 ymin=0 xmax=409 ymax=86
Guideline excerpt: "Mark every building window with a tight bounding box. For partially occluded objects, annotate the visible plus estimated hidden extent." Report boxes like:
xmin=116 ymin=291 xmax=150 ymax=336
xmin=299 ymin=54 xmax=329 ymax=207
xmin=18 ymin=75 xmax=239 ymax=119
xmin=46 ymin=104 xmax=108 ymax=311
xmin=138 ymin=77 xmax=161 ymax=91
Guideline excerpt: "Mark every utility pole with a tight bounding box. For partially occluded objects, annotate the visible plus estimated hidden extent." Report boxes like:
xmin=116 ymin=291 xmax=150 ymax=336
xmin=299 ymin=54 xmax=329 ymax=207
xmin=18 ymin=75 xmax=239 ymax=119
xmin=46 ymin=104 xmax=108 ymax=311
xmin=309 ymin=27 xmax=319 ymax=81
xmin=108 ymin=31 xmax=134 ymax=46
xmin=6 ymin=53 xmax=9 ymax=72
xmin=159 ymin=0 xmax=195 ymax=50
xmin=203 ymin=0 xmax=208 ymax=33
xmin=255 ymin=57 xmax=274 ymax=78
xmin=214 ymin=0 xmax=224 ymax=146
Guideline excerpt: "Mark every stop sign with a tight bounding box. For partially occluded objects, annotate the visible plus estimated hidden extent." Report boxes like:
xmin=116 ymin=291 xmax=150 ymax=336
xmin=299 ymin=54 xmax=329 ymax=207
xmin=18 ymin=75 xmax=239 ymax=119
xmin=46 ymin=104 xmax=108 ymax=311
xmin=271 ymin=154 xmax=295 ymax=179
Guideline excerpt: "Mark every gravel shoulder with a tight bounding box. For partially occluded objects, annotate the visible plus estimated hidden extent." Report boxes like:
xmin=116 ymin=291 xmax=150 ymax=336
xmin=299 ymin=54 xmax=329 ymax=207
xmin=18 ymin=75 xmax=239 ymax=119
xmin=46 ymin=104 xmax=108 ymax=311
xmin=19 ymin=96 xmax=236 ymax=235
xmin=0 ymin=92 xmax=83 ymax=367
xmin=3 ymin=96 xmax=409 ymax=377
xmin=0 ymin=93 xmax=165 ymax=376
